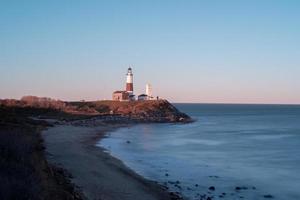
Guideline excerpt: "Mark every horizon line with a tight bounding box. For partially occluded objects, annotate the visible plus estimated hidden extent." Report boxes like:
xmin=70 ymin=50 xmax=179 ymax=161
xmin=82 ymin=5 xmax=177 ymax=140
xmin=0 ymin=96 xmax=299 ymax=106
xmin=173 ymin=102 xmax=300 ymax=106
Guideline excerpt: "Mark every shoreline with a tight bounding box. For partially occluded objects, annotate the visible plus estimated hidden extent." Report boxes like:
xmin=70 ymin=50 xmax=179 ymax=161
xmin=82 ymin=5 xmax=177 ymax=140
xmin=0 ymin=98 xmax=191 ymax=199
xmin=43 ymin=121 xmax=182 ymax=200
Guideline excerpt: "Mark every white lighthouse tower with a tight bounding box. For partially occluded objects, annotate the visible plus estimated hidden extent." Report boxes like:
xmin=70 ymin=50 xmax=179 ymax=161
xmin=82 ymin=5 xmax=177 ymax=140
xmin=146 ymin=83 xmax=153 ymax=100
xmin=126 ymin=67 xmax=133 ymax=95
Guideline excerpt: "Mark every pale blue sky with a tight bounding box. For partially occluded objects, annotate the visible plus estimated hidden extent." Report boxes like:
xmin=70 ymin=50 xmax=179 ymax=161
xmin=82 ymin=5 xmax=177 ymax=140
xmin=0 ymin=0 xmax=299 ymax=103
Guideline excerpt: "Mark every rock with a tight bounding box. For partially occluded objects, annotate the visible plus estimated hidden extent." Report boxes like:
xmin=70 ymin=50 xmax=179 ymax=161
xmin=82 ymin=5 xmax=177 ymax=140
xmin=174 ymin=184 xmax=181 ymax=189
xmin=209 ymin=186 xmax=215 ymax=191
xmin=169 ymin=192 xmax=175 ymax=196
xmin=209 ymin=175 xmax=219 ymax=178
xmin=169 ymin=191 xmax=183 ymax=200
xmin=236 ymin=186 xmax=248 ymax=191
xmin=263 ymin=194 xmax=274 ymax=198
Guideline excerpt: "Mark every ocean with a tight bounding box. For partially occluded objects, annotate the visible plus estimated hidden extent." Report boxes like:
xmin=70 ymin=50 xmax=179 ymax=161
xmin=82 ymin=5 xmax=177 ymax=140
xmin=97 ymin=104 xmax=300 ymax=200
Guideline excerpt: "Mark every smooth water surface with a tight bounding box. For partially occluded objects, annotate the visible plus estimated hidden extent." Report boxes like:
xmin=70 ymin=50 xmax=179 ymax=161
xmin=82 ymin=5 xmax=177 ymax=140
xmin=98 ymin=104 xmax=300 ymax=200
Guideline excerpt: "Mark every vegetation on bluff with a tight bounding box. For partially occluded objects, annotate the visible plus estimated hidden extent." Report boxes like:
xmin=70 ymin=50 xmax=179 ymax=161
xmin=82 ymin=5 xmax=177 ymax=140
xmin=0 ymin=106 xmax=83 ymax=200
xmin=0 ymin=96 xmax=191 ymax=122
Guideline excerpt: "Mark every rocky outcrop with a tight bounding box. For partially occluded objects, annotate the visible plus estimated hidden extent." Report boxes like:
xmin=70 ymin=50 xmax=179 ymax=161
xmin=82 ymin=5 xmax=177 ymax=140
xmin=120 ymin=100 xmax=192 ymax=123
xmin=67 ymin=100 xmax=192 ymax=123
xmin=0 ymin=97 xmax=192 ymax=123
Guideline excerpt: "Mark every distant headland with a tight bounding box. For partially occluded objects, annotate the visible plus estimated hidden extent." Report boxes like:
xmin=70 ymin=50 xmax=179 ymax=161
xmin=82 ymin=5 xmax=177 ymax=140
xmin=0 ymin=67 xmax=191 ymax=123
xmin=0 ymin=96 xmax=191 ymax=123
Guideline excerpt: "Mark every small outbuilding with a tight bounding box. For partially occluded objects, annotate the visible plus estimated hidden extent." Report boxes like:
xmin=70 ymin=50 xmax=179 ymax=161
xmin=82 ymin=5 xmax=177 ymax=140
xmin=138 ymin=94 xmax=148 ymax=101
xmin=129 ymin=94 xmax=136 ymax=101
xmin=112 ymin=91 xmax=129 ymax=101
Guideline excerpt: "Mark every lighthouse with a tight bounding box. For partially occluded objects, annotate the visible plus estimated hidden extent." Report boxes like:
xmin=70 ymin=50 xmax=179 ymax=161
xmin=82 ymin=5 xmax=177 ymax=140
xmin=126 ymin=67 xmax=133 ymax=94
xmin=146 ymin=84 xmax=153 ymax=100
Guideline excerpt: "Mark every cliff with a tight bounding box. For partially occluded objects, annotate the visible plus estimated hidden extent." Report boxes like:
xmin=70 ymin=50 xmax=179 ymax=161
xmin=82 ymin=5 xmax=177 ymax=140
xmin=68 ymin=100 xmax=191 ymax=122
xmin=0 ymin=97 xmax=192 ymax=123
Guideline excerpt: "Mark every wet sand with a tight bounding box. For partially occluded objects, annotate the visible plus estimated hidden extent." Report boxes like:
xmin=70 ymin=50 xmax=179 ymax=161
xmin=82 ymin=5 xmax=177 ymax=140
xmin=42 ymin=124 xmax=175 ymax=200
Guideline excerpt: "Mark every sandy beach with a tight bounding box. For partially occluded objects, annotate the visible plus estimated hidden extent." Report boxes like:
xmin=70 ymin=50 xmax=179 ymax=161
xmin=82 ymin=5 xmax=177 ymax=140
xmin=42 ymin=123 xmax=176 ymax=200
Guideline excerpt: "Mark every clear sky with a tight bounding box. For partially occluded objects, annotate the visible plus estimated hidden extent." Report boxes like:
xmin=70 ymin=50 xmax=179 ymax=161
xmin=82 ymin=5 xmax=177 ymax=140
xmin=1 ymin=0 xmax=299 ymax=104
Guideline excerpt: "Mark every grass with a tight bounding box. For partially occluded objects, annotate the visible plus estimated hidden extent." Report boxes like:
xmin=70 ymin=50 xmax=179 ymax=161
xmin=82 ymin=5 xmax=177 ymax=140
xmin=0 ymin=106 xmax=83 ymax=200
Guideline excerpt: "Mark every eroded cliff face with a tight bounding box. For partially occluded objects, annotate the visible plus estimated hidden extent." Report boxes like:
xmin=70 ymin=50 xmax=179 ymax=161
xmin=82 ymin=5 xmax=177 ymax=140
xmin=94 ymin=100 xmax=191 ymax=123
xmin=66 ymin=100 xmax=191 ymax=123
